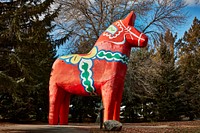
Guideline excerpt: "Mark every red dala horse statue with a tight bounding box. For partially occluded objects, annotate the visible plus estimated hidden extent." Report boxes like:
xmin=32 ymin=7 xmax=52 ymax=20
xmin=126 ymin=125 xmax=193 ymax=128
xmin=49 ymin=11 xmax=148 ymax=125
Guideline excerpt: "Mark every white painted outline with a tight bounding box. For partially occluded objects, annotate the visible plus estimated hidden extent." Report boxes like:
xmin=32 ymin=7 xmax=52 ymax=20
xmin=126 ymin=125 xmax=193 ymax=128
xmin=79 ymin=59 xmax=95 ymax=93
xmin=138 ymin=33 xmax=143 ymax=47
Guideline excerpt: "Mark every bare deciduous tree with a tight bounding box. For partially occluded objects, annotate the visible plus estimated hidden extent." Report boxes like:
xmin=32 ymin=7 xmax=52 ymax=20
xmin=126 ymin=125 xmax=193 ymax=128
xmin=139 ymin=0 xmax=187 ymax=42
xmin=54 ymin=0 xmax=187 ymax=53
xmin=54 ymin=0 xmax=152 ymax=53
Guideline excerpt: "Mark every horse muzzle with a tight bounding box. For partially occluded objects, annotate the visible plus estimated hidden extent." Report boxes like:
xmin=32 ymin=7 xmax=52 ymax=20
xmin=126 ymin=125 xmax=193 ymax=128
xmin=138 ymin=33 xmax=148 ymax=47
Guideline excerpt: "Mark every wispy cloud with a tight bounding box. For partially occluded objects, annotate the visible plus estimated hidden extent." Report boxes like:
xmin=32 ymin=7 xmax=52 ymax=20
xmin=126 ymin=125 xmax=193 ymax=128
xmin=184 ymin=0 xmax=200 ymax=5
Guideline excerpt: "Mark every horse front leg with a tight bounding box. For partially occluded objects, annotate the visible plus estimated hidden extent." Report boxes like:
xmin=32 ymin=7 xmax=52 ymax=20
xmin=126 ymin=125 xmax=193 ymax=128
xmin=113 ymin=87 xmax=123 ymax=121
xmin=101 ymin=81 xmax=117 ymax=122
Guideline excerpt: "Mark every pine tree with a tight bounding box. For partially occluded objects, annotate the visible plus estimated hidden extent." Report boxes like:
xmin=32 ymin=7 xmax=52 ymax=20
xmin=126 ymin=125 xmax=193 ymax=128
xmin=177 ymin=17 xmax=200 ymax=120
xmin=123 ymin=47 xmax=157 ymax=122
xmin=0 ymin=0 xmax=59 ymax=121
xmin=152 ymin=30 xmax=183 ymax=121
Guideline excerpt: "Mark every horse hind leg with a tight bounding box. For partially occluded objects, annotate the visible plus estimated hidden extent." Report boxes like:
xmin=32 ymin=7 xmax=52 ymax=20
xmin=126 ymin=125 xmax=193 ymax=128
xmin=49 ymin=83 xmax=67 ymax=125
xmin=59 ymin=92 xmax=70 ymax=125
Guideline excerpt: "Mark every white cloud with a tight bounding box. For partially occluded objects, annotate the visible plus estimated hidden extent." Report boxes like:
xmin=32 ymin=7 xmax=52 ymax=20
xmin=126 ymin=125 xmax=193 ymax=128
xmin=184 ymin=0 xmax=200 ymax=5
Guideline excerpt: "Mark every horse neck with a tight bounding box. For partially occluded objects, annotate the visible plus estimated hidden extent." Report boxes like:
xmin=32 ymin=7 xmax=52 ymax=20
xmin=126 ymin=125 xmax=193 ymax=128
xmin=92 ymin=39 xmax=130 ymax=80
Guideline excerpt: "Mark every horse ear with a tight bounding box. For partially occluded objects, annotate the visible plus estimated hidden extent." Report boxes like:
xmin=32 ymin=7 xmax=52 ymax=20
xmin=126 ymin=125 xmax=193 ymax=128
xmin=123 ymin=11 xmax=136 ymax=26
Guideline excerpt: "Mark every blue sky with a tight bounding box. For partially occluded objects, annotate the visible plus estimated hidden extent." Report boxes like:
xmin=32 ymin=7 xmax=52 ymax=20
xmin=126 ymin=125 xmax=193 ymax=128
xmin=177 ymin=4 xmax=200 ymax=39
xmin=56 ymin=2 xmax=200 ymax=56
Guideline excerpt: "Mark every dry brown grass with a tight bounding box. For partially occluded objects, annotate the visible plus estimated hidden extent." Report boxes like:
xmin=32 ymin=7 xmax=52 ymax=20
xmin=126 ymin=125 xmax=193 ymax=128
xmin=90 ymin=120 xmax=200 ymax=133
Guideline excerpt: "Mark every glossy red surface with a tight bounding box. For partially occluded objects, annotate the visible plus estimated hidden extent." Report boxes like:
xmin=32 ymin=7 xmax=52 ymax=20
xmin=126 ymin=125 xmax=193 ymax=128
xmin=49 ymin=11 xmax=148 ymax=125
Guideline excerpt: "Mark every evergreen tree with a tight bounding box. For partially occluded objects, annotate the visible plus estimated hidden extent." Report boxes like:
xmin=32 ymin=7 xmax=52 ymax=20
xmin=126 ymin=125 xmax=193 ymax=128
xmin=123 ymin=47 xmax=156 ymax=122
xmin=152 ymin=30 xmax=183 ymax=121
xmin=0 ymin=0 xmax=59 ymax=121
xmin=177 ymin=17 xmax=200 ymax=120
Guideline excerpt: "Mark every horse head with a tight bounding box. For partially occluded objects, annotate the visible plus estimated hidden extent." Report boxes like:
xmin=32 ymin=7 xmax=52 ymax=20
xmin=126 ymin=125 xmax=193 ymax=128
xmin=97 ymin=11 xmax=148 ymax=48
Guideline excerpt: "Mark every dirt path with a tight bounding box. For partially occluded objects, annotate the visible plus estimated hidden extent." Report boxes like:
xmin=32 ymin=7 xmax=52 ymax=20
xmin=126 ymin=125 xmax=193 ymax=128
xmin=1 ymin=121 xmax=200 ymax=133
xmin=0 ymin=124 xmax=96 ymax=133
